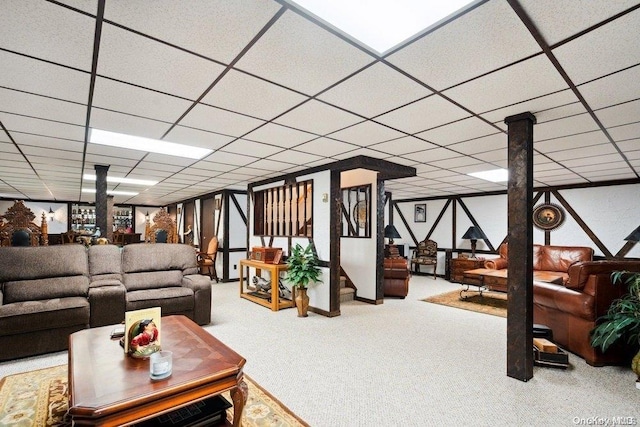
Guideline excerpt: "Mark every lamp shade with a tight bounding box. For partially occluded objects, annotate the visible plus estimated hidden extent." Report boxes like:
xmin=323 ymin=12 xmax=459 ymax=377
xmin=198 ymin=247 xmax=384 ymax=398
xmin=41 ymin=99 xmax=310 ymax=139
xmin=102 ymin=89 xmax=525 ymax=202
xmin=384 ymin=224 xmax=401 ymax=239
xmin=462 ymin=226 xmax=486 ymax=240
xmin=624 ymin=225 xmax=640 ymax=242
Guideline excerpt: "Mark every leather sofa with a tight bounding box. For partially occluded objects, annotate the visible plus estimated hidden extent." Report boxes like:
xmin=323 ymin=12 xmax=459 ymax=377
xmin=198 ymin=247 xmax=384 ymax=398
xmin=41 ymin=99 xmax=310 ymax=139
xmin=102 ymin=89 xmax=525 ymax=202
xmin=534 ymin=260 xmax=640 ymax=366
xmin=484 ymin=243 xmax=594 ymax=284
xmin=384 ymin=257 xmax=410 ymax=298
xmin=0 ymin=243 xmax=212 ymax=361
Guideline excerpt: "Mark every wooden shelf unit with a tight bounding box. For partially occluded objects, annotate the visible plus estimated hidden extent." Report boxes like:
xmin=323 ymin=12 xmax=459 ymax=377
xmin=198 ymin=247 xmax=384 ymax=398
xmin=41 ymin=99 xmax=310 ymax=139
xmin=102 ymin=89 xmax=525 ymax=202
xmin=239 ymin=258 xmax=294 ymax=311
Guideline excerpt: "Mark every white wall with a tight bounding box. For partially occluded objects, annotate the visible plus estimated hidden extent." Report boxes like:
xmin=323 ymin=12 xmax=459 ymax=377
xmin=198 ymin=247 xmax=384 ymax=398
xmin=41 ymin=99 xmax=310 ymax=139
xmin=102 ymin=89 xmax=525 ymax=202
xmin=135 ymin=206 xmax=161 ymax=241
xmin=340 ymin=169 xmax=378 ymax=300
xmin=392 ymin=183 xmax=640 ymax=260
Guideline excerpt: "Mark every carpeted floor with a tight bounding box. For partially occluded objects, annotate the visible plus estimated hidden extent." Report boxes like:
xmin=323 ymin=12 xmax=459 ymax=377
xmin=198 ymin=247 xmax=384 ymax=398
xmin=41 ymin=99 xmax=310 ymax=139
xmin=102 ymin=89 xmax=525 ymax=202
xmin=0 ymin=364 xmax=308 ymax=427
xmin=423 ymin=288 xmax=507 ymax=317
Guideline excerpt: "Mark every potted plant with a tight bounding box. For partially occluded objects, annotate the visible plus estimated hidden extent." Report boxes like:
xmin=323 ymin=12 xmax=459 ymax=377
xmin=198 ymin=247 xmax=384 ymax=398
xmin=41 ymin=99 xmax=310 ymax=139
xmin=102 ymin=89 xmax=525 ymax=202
xmin=285 ymin=243 xmax=323 ymax=317
xmin=590 ymin=271 xmax=640 ymax=388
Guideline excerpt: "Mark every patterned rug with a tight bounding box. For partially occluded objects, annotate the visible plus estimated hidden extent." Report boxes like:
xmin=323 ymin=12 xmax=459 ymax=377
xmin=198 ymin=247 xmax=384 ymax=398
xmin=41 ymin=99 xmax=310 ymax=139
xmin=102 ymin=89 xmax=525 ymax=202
xmin=0 ymin=365 xmax=308 ymax=427
xmin=423 ymin=289 xmax=507 ymax=318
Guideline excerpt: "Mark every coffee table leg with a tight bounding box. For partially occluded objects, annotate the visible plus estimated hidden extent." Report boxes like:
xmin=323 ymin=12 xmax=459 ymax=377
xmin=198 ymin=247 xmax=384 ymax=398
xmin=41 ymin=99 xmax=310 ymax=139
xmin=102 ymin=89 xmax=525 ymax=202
xmin=230 ymin=379 xmax=248 ymax=427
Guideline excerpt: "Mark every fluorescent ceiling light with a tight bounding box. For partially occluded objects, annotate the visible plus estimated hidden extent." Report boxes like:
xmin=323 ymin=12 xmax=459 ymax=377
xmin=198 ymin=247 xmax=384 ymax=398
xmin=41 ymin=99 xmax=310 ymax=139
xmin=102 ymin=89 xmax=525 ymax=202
xmin=89 ymin=129 xmax=212 ymax=160
xmin=468 ymin=169 xmax=508 ymax=183
xmin=289 ymin=0 xmax=475 ymax=54
xmin=83 ymin=174 xmax=157 ymax=186
xmin=82 ymin=189 xmax=139 ymax=196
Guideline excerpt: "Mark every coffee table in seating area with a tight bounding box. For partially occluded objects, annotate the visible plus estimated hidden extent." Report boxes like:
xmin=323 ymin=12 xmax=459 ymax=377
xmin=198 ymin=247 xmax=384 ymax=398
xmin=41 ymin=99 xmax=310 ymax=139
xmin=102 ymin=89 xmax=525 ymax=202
xmin=460 ymin=268 xmax=564 ymax=298
xmin=68 ymin=315 xmax=247 ymax=426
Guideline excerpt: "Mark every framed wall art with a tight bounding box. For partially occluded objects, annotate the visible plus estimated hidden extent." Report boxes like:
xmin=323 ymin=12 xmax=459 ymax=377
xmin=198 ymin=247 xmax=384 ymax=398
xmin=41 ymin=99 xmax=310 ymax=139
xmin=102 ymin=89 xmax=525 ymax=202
xmin=414 ymin=204 xmax=426 ymax=223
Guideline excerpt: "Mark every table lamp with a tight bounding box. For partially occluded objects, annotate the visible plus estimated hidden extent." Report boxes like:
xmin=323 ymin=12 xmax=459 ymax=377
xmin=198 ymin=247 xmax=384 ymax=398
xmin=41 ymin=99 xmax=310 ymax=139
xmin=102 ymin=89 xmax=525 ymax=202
xmin=462 ymin=226 xmax=486 ymax=258
xmin=384 ymin=224 xmax=401 ymax=245
xmin=624 ymin=225 xmax=640 ymax=243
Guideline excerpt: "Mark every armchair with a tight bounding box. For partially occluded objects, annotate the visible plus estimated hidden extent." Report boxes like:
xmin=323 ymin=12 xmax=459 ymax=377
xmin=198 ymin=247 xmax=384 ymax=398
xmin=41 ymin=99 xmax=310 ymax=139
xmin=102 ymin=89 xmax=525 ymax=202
xmin=411 ymin=238 xmax=437 ymax=279
xmin=197 ymin=237 xmax=219 ymax=282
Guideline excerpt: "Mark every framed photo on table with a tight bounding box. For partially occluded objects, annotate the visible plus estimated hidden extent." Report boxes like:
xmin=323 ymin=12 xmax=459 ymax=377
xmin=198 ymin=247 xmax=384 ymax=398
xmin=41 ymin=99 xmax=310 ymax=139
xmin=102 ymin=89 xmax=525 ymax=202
xmin=414 ymin=204 xmax=426 ymax=222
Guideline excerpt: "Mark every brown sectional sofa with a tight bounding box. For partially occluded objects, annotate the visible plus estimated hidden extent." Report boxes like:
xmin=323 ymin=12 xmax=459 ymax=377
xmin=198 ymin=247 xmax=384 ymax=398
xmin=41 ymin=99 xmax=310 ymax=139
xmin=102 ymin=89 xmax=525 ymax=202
xmin=383 ymin=257 xmax=410 ymax=298
xmin=0 ymin=243 xmax=212 ymax=361
xmin=485 ymin=243 xmax=640 ymax=366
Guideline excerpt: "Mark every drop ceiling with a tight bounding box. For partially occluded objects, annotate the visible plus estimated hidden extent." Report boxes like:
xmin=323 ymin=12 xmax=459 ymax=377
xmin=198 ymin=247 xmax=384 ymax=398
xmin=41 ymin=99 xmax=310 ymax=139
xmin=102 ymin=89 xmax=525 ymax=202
xmin=1 ymin=0 xmax=639 ymax=206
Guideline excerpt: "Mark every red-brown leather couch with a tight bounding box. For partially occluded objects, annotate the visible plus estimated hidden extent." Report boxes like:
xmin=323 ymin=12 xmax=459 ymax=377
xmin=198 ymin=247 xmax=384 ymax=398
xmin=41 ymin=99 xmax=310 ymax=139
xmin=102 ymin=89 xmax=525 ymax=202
xmin=484 ymin=243 xmax=594 ymax=284
xmin=384 ymin=257 xmax=409 ymax=298
xmin=534 ymin=260 xmax=640 ymax=366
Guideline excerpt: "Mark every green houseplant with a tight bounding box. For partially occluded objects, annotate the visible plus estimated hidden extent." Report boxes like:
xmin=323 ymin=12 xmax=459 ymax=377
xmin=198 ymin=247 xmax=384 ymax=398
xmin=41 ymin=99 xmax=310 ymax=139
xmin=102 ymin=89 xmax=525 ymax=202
xmin=285 ymin=243 xmax=323 ymax=317
xmin=590 ymin=271 xmax=640 ymax=387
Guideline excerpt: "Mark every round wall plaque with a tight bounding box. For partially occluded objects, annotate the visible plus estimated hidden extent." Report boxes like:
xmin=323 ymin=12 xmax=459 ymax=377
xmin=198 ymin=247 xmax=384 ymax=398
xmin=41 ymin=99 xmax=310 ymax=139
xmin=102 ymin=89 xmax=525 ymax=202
xmin=532 ymin=203 xmax=565 ymax=231
xmin=352 ymin=200 xmax=367 ymax=229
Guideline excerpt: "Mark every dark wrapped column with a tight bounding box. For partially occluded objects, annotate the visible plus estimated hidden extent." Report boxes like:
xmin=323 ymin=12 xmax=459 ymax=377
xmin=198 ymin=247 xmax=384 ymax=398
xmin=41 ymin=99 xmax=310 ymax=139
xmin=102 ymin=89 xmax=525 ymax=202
xmin=94 ymin=164 xmax=109 ymax=238
xmin=504 ymin=112 xmax=536 ymax=382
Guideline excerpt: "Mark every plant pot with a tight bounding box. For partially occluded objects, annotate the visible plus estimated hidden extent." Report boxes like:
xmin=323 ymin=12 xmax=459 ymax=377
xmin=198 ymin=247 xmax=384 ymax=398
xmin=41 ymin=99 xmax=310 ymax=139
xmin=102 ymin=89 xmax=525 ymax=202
xmin=295 ymin=287 xmax=309 ymax=317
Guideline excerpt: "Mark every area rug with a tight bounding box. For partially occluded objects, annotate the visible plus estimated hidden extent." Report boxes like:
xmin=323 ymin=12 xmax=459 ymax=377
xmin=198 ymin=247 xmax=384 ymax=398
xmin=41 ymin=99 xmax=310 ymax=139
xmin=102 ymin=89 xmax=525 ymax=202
xmin=0 ymin=365 xmax=308 ymax=427
xmin=423 ymin=289 xmax=507 ymax=318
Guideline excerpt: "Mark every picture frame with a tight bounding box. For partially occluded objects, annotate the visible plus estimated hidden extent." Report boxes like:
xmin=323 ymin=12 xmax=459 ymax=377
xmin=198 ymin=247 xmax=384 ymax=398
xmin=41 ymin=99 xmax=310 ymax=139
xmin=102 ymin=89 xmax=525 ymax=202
xmin=414 ymin=204 xmax=426 ymax=223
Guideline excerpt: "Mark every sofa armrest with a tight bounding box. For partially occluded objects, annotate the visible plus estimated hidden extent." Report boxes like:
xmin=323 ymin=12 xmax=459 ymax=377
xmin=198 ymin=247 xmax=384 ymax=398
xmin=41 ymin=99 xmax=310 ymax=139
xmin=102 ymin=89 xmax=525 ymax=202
xmin=88 ymin=280 xmax=126 ymax=327
xmin=484 ymin=258 xmax=508 ymax=270
xmin=567 ymin=260 xmax=640 ymax=290
xmin=182 ymin=274 xmax=212 ymax=325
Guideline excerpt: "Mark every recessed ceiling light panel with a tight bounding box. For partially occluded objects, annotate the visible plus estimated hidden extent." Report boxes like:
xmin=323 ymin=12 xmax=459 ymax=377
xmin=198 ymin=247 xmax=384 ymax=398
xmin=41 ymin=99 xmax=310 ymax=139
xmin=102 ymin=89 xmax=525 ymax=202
xmin=89 ymin=129 xmax=212 ymax=160
xmin=83 ymin=174 xmax=158 ymax=186
xmin=288 ymin=0 xmax=476 ymax=54
xmin=468 ymin=169 xmax=508 ymax=183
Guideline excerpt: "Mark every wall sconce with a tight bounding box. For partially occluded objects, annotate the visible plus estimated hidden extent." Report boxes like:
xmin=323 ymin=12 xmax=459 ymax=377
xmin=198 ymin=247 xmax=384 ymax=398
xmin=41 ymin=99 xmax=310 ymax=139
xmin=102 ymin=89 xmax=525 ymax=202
xmin=462 ymin=226 xmax=487 ymax=259
xmin=48 ymin=207 xmax=54 ymax=221
xmin=145 ymin=211 xmax=150 ymax=222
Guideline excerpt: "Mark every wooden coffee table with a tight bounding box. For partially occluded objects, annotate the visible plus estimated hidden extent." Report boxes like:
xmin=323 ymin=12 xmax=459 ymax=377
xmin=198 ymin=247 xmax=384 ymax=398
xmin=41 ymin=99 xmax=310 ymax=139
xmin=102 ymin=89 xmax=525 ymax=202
xmin=68 ymin=315 xmax=247 ymax=426
xmin=461 ymin=268 xmax=564 ymax=298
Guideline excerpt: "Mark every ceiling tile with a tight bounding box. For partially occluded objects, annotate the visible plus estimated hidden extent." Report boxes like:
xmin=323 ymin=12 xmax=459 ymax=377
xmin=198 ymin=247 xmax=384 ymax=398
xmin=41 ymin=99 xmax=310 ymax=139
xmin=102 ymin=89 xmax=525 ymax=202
xmin=416 ymin=117 xmax=501 ymax=146
xmin=444 ymin=55 xmax=570 ymax=114
xmin=578 ymin=66 xmax=640 ymax=110
xmin=0 ymin=51 xmax=90 ymax=103
xmin=317 ymin=62 xmax=432 ymax=118
xmin=201 ymin=70 xmax=307 ymax=121
xmin=179 ymin=104 xmax=264 ymax=137
xmin=553 ymin=8 xmax=640 ymax=85
xmin=267 ymin=150 xmax=324 ymax=165
xmin=1 ymin=1 xmax=95 ymax=70
xmin=221 ymin=139 xmax=282 ymax=158
xmin=243 ymin=123 xmax=316 ymax=148
xmin=369 ymin=136 xmax=438 ymax=156
xmin=97 ymin=23 xmax=226 ymax=99
xmin=292 ymin=138 xmax=357 ymax=157
xmin=534 ymin=113 xmax=600 ymax=141
xmin=520 ymin=0 xmax=640 ymax=46
xmin=608 ymin=122 xmax=640 ymax=142
xmin=164 ymin=125 xmax=235 ymax=151
xmin=274 ymin=100 xmax=363 ymax=135
xmin=535 ymin=131 xmax=608 ymax=153
xmin=480 ymin=89 xmax=580 ymax=124
xmin=3 ymin=115 xmax=85 ymax=142
xmin=89 ymin=109 xmax=171 ymax=140
xmin=204 ymin=150 xmax=259 ymax=167
xmin=375 ymin=95 xmax=470 ymax=134
xmin=0 ymin=88 xmax=86 ymax=126
xmin=234 ymin=10 xmax=374 ymax=95
xmin=104 ymin=0 xmax=282 ymax=64
xmin=386 ymin=0 xmax=541 ymax=90
xmin=449 ymin=133 xmax=506 ymax=155
xmin=328 ymin=121 xmax=405 ymax=146
xmin=595 ymin=99 xmax=640 ymax=128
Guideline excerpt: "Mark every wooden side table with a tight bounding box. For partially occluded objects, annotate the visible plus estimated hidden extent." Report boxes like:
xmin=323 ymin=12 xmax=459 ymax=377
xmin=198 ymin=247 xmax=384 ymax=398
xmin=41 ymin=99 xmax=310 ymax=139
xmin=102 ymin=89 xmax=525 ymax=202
xmin=449 ymin=257 xmax=485 ymax=283
xmin=239 ymin=258 xmax=294 ymax=311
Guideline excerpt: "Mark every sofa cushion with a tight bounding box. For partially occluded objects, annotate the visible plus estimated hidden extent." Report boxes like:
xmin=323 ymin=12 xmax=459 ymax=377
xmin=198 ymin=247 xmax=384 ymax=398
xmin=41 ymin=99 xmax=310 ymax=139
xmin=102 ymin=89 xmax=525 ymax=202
xmin=567 ymin=260 xmax=640 ymax=290
xmin=126 ymin=287 xmax=194 ymax=313
xmin=88 ymin=245 xmax=122 ymax=281
xmin=533 ymin=245 xmax=593 ymax=273
xmin=123 ymin=270 xmax=184 ymax=291
xmin=121 ymin=244 xmax=197 ymax=275
xmin=0 ymin=245 xmax=88 ymax=281
xmin=0 ymin=297 xmax=89 ymax=335
xmin=533 ymin=281 xmax=595 ymax=321
xmin=3 ymin=276 xmax=89 ymax=304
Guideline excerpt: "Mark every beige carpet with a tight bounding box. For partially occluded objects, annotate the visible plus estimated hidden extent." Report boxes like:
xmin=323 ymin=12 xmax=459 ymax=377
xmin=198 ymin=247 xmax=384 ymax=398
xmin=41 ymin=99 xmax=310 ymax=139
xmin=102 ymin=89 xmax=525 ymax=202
xmin=0 ymin=364 xmax=308 ymax=427
xmin=423 ymin=289 xmax=507 ymax=317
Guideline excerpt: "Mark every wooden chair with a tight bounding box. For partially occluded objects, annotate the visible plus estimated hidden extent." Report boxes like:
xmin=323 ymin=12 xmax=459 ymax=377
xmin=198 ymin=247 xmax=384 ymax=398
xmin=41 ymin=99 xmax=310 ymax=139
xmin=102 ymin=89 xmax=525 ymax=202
xmin=145 ymin=208 xmax=178 ymax=243
xmin=113 ymin=230 xmax=125 ymax=246
xmin=411 ymin=238 xmax=437 ymax=279
xmin=197 ymin=237 xmax=219 ymax=282
xmin=0 ymin=200 xmax=48 ymax=246
xmin=62 ymin=230 xmax=78 ymax=244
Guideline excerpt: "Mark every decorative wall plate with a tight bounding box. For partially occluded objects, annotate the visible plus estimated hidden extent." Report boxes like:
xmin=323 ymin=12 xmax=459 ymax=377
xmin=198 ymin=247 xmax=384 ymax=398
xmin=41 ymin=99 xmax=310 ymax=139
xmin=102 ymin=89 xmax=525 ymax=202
xmin=533 ymin=203 xmax=565 ymax=231
xmin=352 ymin=200 xmax=367 ymax=229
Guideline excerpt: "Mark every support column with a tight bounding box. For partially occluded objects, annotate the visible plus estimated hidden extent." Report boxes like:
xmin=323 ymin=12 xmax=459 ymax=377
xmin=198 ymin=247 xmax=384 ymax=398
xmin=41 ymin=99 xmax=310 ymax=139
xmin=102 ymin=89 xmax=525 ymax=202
xmin=504 ymin=112 xmax=536 ymax=382
xmin=94 ymin=164 xmax=109 ymax=238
